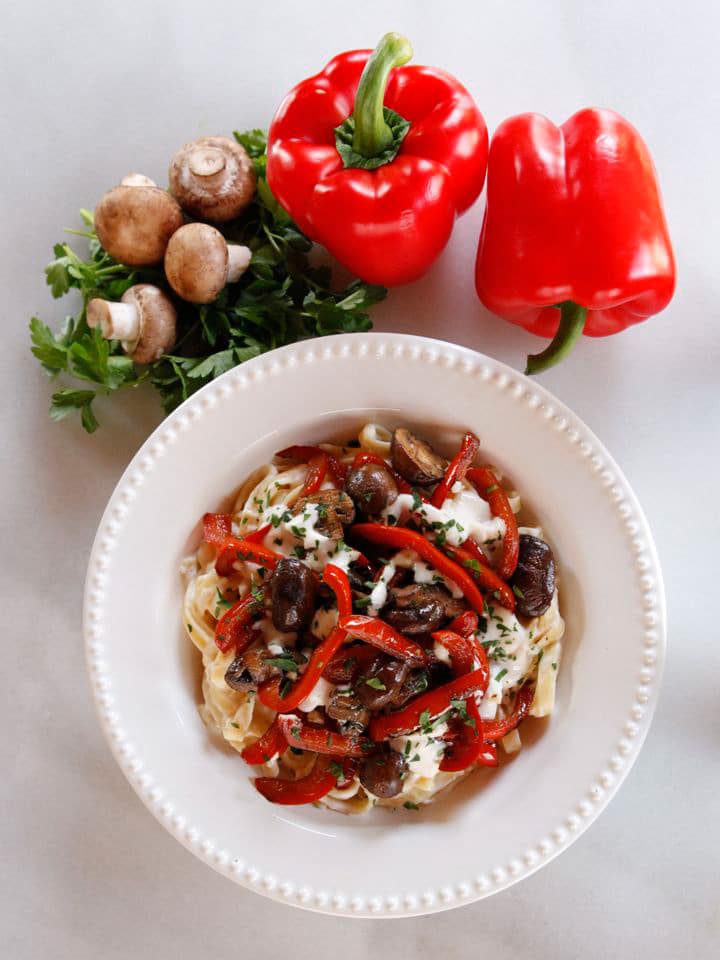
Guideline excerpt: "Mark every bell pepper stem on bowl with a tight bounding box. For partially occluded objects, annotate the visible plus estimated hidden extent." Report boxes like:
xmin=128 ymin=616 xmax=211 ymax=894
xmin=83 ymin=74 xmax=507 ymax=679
xmin=346 ymin=32 xmax=413 ymax=161
xmin=525 ymin=300 xmax=588 ymax=375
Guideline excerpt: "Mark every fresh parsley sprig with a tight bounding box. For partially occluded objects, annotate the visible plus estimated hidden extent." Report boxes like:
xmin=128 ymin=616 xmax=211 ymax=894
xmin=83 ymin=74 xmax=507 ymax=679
xmin=30 ymin=129 xmax=386 ymax=432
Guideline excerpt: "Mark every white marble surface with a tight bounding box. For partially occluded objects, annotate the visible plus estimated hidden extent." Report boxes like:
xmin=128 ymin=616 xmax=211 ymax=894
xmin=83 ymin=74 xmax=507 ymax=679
xmin=2 ymin=0 xmax=718 ymax=956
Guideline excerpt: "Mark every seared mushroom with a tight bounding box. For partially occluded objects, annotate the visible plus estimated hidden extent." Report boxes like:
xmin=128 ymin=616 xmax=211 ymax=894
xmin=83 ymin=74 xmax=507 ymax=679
xmin=326 ymin=689 xmax=369 ymax=730
xmin=94 ymin=178 xmax=183 ymax=265
xmin=270 ymin=558 xmax=316 ymax=632
xmin=225 ymin=646 xmax=287 ymax=691
xmin=359 ymin=749 xmax=406 ymax=799
xmin=510 ymin=534 xmax=556 ymax=617
xmin=391 ymin=428 xmax=447 ymax=485
xmin=164 ymin=223 xmax=251 ymax=303
xmin=345 ymin=461 xmax=398 ymax=515
xmin=294 ymin=489 xmax=355 ymax=539
xmin=383 ymin=583 xmax=464 ymax=635
xmin=356 ymin=656 xmax=411 ymax=710
xmin=87 ymin=284 xmax=176 ymax=363
xmin=169 ymin=136 xmax=256 ymax=221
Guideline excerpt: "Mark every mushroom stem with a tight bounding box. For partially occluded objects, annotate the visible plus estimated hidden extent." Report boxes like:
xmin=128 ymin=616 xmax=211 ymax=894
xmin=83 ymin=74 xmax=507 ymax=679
xmin=87 ymin=299 xmax=140 ymax=344
xmin=226 ymin=245 xmax=252 ymax=283
xmin=187 ymin=147 xmax=227 ymax=177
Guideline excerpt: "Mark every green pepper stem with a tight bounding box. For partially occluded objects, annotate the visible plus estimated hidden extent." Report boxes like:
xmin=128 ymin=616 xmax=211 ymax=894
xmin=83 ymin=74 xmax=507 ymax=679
xmin=525 ymin=301 xmax=587 ymax=375
xmin=351 ymin=33 xmax=413 ymax=158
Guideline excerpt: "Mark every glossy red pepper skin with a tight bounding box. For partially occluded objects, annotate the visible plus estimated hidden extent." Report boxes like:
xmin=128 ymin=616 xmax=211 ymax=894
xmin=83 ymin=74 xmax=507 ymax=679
xmin=215 ymin=538 xmax=282 ymax=577
xmin=267 ymin=43 xmax=487 ymax=286
xmin=431 ymin=432 xmax=480 ymax=508
xmin=370 ymin=662 xmax=489 ymax=741
xmin=254 ymin=755 xmax=355 ymax=805
xmin=350 ymin=523 xmax=485 ymax=614
xmin=277 ymin=444 xmax=348 ymax=485
xmin=475 ymin=109 xmax=675 ymax=359
xmin=278 ymin=716 xmax=371 ymax=757
xmin=241 ymin=715 xmax=289 ymax=766
xmin=466 ymin=468 xmax=519 ymax=580
xmin=481 ymin=685 xmax=534 ymax=742
xmin=439 ymin=698 xmax=497 ymax=772
xmin=431 ymin=629 xmax=475 ymax=676
xmin=203 ymin=512 xmax=232 ymax=545
xmin=445 ymin=541 xmax=515 ymax=611
xmin=339 ymin=615 xmax=427 ymax=665
xmin=214 ymin=594 xmax=261 ymax=654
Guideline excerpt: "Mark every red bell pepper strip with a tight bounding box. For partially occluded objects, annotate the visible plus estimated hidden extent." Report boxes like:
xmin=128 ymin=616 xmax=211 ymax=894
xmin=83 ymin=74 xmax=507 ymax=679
xmin=276 ymin=444 xmax=348 ymax=485
xmin=202 ymin=512 xmax=232 ymax=545
xmin=322 ymin=643 xmax=379 ymax=684
xmin=214 ymin=593 xmax=261 ymax=654
xmin=299 ymin=452 xmax=328 ymax=497
xmin=466 ymin=468 xmax=519 ymax=580
xmin=439 ymin=699 xmax=497 ymax=771
xmin=445 ymin=541 xmax=515 ymax=611
xmin=339 ymin=615 xmax=427 ymax=665
xmin=351 ymin=451 xmax=416 ymax=496
xmin=241 ymin=716 xmax=289 ymax=766
xmin=215 ymin=538 xmax=282 ymax=577
xmin=447 ymin=610 xmax=478 ymax=638
xmin=278 ymin=716 xmax=371 ymax=757
xmin=430 ymin=432 xmax=480 ymax=507
xmin=244 ymin=523 xmax=272 ymax=545
xmin=475 ymin=108 xmax=676 ymax=373
xmin=254 ymin=755 xmax=354 ymax=805
xmin=350 ymin=523 xmax=485 ymax=614
xmin=267 ymin=32 xmax=488 ymax=286
xmin=370 ymin=663 xmax=489 ymax=741
xmin=481 ymin=685 xmax=534 ymax=742
xmin=257 ymin=566 xmax=352 ymax=711
xmin=431 ymin=629 xmax=475 ymax=676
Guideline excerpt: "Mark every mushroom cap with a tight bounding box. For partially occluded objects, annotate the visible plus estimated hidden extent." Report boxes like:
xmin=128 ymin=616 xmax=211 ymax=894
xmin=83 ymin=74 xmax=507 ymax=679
xmin=168 ymin=136 xmax=256 ymax=222
xmin=121 ymin=284 xmax=177 ymax=363
xmin=164 ymin=222 xmax=228 ymax=304
xmin=94 ymin=185 xmax=183 ymax=266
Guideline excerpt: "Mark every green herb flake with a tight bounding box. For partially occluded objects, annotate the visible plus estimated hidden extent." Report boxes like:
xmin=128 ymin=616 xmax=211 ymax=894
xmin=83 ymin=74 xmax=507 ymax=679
xmin=403 ymin=801 xmax=420 ymax=810
xmin=365 ymin=677 xmax=386 ymax=691
xmin=495 ymin=668 xmax=508 ymax=682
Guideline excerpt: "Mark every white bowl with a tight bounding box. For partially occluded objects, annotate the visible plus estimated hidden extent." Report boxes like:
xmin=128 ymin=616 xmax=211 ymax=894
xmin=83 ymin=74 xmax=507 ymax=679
xmin=84 ymin=333 xmax=665 ymax=918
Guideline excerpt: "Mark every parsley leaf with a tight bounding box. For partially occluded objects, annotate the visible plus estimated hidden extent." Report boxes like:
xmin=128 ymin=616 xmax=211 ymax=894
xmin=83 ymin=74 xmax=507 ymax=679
xmin=365 ymin=677 xmax=386 ymax=690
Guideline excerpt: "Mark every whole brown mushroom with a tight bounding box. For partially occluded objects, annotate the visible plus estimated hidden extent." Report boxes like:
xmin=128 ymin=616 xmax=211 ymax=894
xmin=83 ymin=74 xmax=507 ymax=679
xmin=169 ymin=136 xmax=256 ymax=221
xmin=94 ymin=176 xmax=183 ymax=266
xmin=87 ymin=284 xmax=177 ymax=363
xmin=164 ymin=223 xmax=251 ymax=304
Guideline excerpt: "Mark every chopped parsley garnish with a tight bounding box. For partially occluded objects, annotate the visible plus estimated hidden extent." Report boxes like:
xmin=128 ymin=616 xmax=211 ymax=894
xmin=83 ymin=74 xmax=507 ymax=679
xmin=463 ymin=558 xmax=482 ymax=574
xmin=512 ymin=584 xmax=525 ymax=599
xmin=186 ymin=623 xmax=193 ymax=633
xmin=289 ymin=746 xmax=304 ymax=755
xmin=290 ymin=524 xmax=306 ymax=538
xmin=271 ymin=510 xmax=292 ymax=528
xmin=552 ymin=662 xmax=558 ymax=670
xmin=279 ymin=677 xmax=293 ymax=698
xmin=404 ymin=801 xmax=420 ymax=810
xmin=486 ymin=483 xmax=499 ymax=494
xmin=230 ymin=722 xmax=240 ymax=729
xmin=495 ymin=668 xmax=508 ymax=682
xmin=450 ymin=697 xmax=477 ymax=729
xmin=251 ymin=584 xmax=265 ymax=605
xmin=411 ymin=490 xmax=424 ymax=512
xmin=214 ymin=588 xmax=233 ymax=616
xmin=418 ymin=709 xmax=432 ymax=733
xmin=329 ymin=760 xmax=345 ymax=782
xmin=264 ymin=656 xmax=300 ymax=673
xmin=365 ymin=677 xmax=386 ymax=690
xmin=293 ymin=546 xmax=307 ymax=559
xmin=353 ymin=596 xmax=372 ymax=609
xmin=316 ymin=502 xmax=329 ymax=519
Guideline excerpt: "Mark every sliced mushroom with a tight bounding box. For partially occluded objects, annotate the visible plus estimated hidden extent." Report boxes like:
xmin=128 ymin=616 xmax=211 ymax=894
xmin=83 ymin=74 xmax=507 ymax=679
xmin=509 ymin=534 xmax=556 ymax=617
xmin=383 ymin=583 xmax=464 ymax=636
xmin=391 ymin=428 xmax=447 ymax=485
xmin=169 ymin=136 xmax=256 ymax=221
xmin=225 ymin=646 xmax=287 ymax=691
xmin=359 ymin=749 xmax=406 ymax=799
xmin=294 ymin=489 xmax=356 ymax=539
xmin=270 ymin=558 xmax=316 ymax=632
xmin=325 ymin=689 xmax=369 ymax=730
xmin=164 ymin=223 xmax=251 ymax=303
xmin=345 ymin=461 xmax=398 ymax=515
xmin=94 ymin=180 xmax=183 ymax=266
xmin=87 ymin=284 xmax=177 ymax=363
xmin=356 ymin=656 xmax=411 ymax=710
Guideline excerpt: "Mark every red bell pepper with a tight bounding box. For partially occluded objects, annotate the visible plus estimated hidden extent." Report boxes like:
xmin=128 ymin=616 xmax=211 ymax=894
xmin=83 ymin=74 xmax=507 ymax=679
xmin=430 ymin=432 xmax=480 ymax=508
xmin=466 ymin=468 xmax=519 ymax=580
xmin=214 ymin=593 xmax=261 ymax=654
xmin=278 ymin=716 xmax=371 ymax=757
xmin=254 ymin=755 xmax=355 ymax=805
xmin=475 ymin=108 xmax=676 ymax=373
xmin=215 ymin=538 xmax=282 ymax=577
xmin=299 ymin=451 xmax=328 ymax=497
xmin=267 ymin=33 xmax=488 ymax=286
xmin=447 ymin=610 xmax=478 ymax=638
xmin=439 ymin=699 xmax=497 ymax=772
xmin=350 ymin=523 xmax=485 ymax=614
xmin=276 ymin=444 xmax=348 ymax=485
xmin=431 ymin=629 xmax=475 ymax=676
xmin=203 ymin=512 xmax=232 ymax=545
xmin=481 ymin=685 xmax=534 ymax=742
xmin=241 ymin=715 xmax=289 ymax=766
xmin=257 ymin=565 xmax=351 ymax=711
xmin=370 ymin=663 xmax=489 ymax=741
xmin=445 ymin=541 xmax=515 ymax=611
xmin=339 ymin=615 xmax=427 ymax=665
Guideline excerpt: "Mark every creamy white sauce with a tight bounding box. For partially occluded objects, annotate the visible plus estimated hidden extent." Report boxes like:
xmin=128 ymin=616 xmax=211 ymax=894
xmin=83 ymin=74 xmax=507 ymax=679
xmin=298 ymin=676 xmax=334 ymax=713
xmin=478 ymin=604 xmax=539 ymax=719
xmin=390 ymin=721 xmax=450 ymax=780
xmin=253 ymin=618 xmax=297 ymax=651
xmin=383 ymin=486 xmax=506 ymax=547
xmin=311 ymin=606 xmax=338 ymax=640
xmin=262 ymin=502 xmax=359 ymax=573
xmin=391 ymin=549 xmax=464 ymax=599
xmin=368 ymin=562 xmax=396 ymax=615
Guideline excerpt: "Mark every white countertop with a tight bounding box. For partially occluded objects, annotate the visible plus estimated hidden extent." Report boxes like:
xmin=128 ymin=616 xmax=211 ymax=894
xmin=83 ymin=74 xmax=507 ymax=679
xmin=2 ymin=0 xmax=718 ymax=956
